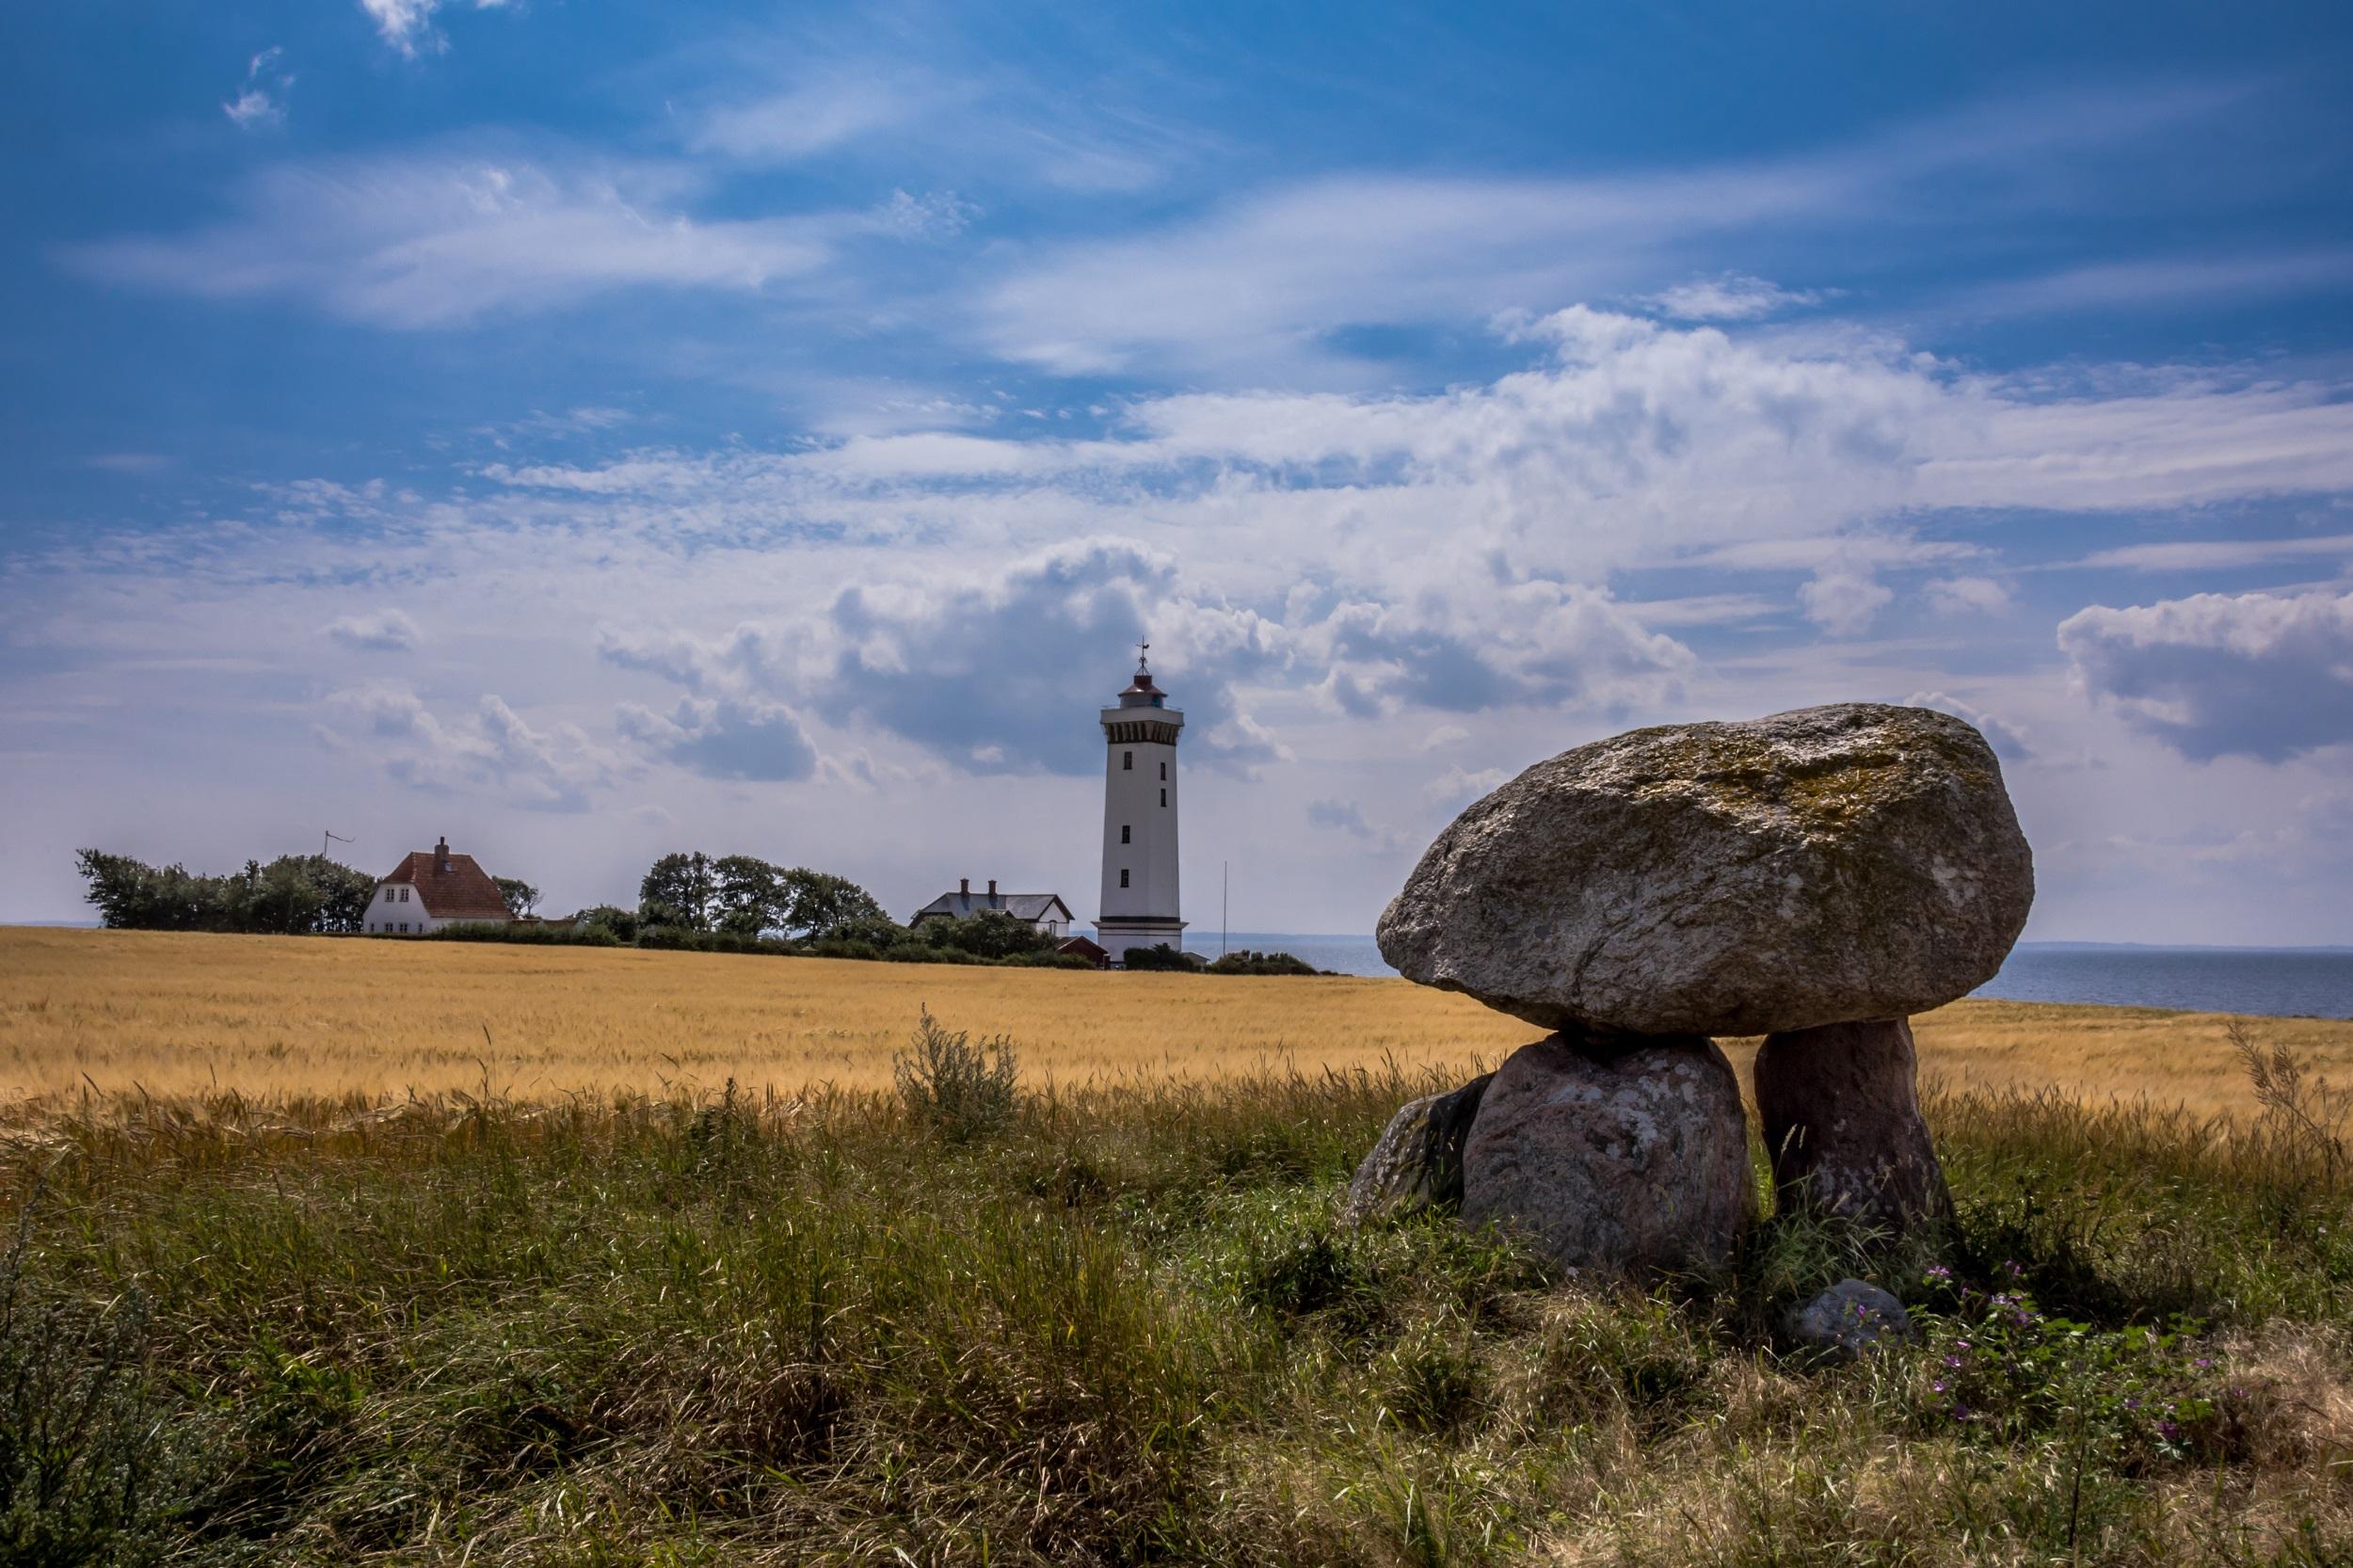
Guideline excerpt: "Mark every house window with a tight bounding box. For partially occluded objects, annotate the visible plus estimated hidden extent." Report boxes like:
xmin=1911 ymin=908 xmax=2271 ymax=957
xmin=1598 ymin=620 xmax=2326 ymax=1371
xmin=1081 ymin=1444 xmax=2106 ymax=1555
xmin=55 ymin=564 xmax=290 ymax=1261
xmin=1160 ymin=788 xmax=1167 ymax=807
xmin=397 ymin=922 xmax=408 ymax=934
xmin=1121 ymin=824 xmax=1130 ymax=843
xmin=1119 ymin=869 xmax=1130 ymax=888
xmin=1123 ymin=750 xmax=1133 ymax=770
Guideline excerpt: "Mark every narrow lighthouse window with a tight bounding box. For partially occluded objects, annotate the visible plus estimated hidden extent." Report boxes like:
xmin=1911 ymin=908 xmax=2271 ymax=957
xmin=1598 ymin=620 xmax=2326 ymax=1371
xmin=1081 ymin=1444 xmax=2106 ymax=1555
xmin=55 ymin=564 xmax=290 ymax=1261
xmin=1160 ymin=761 xmax=1166 ymax=780
xmin=1123 ymin=750 xmax=1133 ymax=770
xmin=1121 ymin=824 xmax=1130 ymax=843
xmin=1120 ymin=869 xmax=1130 ymax=888
xmin=1160 ymin=788 xmax=1167 ymax=807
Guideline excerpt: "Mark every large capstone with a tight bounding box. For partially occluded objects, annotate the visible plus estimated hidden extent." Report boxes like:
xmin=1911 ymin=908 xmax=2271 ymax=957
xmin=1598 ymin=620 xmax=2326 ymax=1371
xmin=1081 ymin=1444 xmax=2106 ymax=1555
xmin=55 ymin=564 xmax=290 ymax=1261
xmin=1459 ymin=1033 xmax=1753 ymax=1279
xmin=1377 ymin=703 xmax=2033 ymax=1036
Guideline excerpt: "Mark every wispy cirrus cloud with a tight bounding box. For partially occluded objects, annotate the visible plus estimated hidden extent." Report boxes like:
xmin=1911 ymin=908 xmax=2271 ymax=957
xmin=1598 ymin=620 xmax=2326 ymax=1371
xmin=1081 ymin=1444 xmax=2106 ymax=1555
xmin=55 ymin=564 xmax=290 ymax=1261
xmin=1638 ymin=272 xmax=1822 ymax=321
xmin=69 ymin=153 xmax=846 ymax=328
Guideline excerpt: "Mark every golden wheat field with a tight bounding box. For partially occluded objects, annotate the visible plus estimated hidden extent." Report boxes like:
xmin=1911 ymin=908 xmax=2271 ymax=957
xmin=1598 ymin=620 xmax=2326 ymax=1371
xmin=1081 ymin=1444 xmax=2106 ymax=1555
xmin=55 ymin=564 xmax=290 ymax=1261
xmin=5 ymin=925 xmax=2351 ymax=1113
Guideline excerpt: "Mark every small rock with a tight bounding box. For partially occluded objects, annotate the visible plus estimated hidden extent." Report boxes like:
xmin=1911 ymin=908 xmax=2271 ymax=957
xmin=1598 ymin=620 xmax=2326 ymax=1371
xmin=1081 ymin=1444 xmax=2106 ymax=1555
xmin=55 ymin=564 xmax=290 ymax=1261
xmin=1338 ymin=1072 xmax=1494 ymax=1225
xmin=1459 ymin=1032 xmax=1752 ymax=1279
xmin=1753 ymin=1017 xmax=1951 ymax=1233
xmin=1377 ymin=703 xmax=2034 ymax=1036
xmin=1785 ymin=1279 xmax=1914 ymax=1359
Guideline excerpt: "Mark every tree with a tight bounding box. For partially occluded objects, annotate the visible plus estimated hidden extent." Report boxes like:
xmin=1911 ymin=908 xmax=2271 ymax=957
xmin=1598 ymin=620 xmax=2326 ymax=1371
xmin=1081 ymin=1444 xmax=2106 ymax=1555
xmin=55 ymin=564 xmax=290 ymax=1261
xmin=639 ymin=852 xmax=716 ymax=931
xmin=73 ymin=848 xmax=373 ymax=935
xmin=777 ymin=868 xmax=888 ymax=939
xmin=712 ymin=856 xmax=785 ymax=937
xmin=494 ymin=877 xmax=541 ymax=919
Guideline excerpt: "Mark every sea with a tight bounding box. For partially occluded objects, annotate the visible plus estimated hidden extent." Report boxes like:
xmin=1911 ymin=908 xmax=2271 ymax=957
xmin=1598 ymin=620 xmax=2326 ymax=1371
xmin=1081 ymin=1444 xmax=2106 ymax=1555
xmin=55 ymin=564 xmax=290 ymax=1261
xmin=1219 ymin=934 xmax=2353 ymax=1020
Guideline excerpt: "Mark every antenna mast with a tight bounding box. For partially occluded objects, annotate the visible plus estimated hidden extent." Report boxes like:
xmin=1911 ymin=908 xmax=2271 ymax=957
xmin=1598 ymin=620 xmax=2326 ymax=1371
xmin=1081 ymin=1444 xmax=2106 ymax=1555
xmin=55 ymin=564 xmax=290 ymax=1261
xmin=322 ymin=828 xmax=354 ymax=860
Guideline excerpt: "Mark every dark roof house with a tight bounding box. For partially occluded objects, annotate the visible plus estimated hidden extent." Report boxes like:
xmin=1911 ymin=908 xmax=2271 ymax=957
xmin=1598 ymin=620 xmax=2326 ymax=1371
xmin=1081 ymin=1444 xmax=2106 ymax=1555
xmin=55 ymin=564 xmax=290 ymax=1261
xmin=911 ymin=878 xmax=1074 ymax=930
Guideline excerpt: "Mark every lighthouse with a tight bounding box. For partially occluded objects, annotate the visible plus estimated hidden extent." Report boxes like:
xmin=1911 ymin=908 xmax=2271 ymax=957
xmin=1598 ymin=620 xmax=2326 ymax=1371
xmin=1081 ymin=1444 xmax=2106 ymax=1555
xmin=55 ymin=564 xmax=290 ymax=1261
xmin=1096 ymin=643 xmax=1186 ymax=962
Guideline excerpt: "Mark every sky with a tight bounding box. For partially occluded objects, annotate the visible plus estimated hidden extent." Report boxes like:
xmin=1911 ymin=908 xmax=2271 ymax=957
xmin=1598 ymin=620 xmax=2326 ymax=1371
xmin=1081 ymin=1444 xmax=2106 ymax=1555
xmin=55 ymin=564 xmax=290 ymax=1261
xmin=5 ymin=1 xmax=2353 ymax=941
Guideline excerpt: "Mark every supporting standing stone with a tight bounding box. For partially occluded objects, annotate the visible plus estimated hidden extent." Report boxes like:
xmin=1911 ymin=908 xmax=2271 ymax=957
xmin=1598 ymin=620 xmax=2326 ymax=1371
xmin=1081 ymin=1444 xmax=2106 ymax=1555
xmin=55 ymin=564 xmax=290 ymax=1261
xmin=1339 ymin=1072 xmax=1494 ymax=1225
xmin=1460 ymin=1033 xmax=1753 ymax=1280
xmin=1753 ymin=1017 xmax=1949 ymax=1232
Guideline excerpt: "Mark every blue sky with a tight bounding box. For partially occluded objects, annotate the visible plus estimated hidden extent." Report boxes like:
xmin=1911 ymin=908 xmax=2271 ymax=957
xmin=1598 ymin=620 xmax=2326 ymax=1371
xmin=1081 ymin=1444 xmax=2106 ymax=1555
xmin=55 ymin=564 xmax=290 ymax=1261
xmin=6 ymin=0 xmax=2353 ymax=939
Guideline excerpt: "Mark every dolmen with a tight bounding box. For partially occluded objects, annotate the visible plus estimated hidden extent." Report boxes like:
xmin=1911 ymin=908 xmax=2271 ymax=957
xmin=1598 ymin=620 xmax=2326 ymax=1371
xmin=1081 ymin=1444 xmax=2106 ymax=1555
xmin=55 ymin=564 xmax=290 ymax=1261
xmin=1349 ymin=702 xmax=2033 ymax=1279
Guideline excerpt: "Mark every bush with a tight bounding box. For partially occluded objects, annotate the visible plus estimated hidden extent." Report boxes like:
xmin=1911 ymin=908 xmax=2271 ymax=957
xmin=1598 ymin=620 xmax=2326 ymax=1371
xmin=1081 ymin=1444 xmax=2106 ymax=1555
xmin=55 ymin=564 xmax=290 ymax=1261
xmin=1119 ymin=942 xmax=1194 ymax=971
xmin=575 ymin=904 xmax=641 ymax=943
xmin=892 ymin=1007 xmax=1020 ymax=1142
xmin=920 ymin=909 xmax=1059 ymax=961
xmin=1205 ymin=950 xmax=1322 ymax=976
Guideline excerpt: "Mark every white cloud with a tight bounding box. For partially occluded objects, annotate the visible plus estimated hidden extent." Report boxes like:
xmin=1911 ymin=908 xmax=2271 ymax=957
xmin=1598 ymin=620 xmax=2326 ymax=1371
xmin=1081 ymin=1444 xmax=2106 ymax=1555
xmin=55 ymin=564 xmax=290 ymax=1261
xmin=224 ymin=47 xmax=293 ymax=130
xmin=322 ymin=684 xmax=616 ymax=809
xmin=1922 ymin=575 xmax=2013 ymax=616
xmin=976 ymin=80 xmax=2247 ymax=376
xmin=692 ymin=75 xmax=925 ymax=163
xmin=326 ymin=608 xmax=421 ymax=651
xmin=1416 ymin=725 xmax=1470 ymax=753
xmin=1799 ymin=561 xmax=1893 ymax=638
xmin=72 ymin=154 xmax=839 ymax=328
xmin=2068 ymin=535 xmax=2353 ymax=573
xmin=2058 ymin=591 xmax=2353 ymax=761
xmin=615 ymin=696 xmax=818 ymax=782
xmin=360 ymin=0 xmax=509 ymax=58
xmin=1905 ymin=689 xmax=2034 ymax=760
xmin=1638 ymin=273 xmax=1821 ymax=321
xmin=1421 ymin=764 xmax=1513 ymax=808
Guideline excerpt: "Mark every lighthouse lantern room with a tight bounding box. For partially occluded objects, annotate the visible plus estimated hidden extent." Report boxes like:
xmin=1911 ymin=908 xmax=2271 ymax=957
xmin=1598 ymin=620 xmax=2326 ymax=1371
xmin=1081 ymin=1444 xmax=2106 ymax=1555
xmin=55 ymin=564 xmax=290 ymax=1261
xmin=1095 ymin=643 xmax=1186 ymax=962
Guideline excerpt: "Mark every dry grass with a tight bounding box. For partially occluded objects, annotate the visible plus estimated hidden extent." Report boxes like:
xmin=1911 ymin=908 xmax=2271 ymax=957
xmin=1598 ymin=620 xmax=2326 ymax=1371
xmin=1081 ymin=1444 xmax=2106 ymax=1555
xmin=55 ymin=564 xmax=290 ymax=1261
xmin=6 ymin=926 xmax=2352 ymax=1115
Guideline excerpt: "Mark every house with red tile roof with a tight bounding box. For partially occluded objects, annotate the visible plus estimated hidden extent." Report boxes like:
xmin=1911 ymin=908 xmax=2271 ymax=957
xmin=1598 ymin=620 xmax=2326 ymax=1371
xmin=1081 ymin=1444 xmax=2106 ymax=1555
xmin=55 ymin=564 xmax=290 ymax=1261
xmin=364 ymin=837 xmax=514 ymax=936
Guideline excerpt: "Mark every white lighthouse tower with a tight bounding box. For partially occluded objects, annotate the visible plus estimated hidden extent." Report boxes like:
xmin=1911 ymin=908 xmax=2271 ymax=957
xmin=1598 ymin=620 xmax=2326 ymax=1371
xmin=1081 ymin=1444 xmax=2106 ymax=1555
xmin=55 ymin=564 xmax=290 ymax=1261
xmin=1096 ymin=642 xmax=1185 ymax=962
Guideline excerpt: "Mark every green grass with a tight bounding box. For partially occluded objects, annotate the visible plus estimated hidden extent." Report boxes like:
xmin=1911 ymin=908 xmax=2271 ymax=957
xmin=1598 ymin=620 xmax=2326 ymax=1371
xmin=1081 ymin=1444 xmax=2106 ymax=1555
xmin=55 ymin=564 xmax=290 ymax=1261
xmin=7 ymin=1041 xmax=2353 ymax=1566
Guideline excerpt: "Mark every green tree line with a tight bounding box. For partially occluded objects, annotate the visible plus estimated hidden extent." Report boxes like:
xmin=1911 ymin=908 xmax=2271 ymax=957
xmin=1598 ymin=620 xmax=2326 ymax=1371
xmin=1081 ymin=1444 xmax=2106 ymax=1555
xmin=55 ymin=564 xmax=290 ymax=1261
xmin=75 ymin=850 xmax=540 ymax=936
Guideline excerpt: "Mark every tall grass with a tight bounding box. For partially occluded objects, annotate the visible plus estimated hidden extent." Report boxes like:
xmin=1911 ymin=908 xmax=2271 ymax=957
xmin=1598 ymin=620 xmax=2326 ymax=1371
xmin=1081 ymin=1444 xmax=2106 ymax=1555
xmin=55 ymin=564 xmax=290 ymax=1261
xmin=8 ymin=1032 xmax=2353 ymax=1564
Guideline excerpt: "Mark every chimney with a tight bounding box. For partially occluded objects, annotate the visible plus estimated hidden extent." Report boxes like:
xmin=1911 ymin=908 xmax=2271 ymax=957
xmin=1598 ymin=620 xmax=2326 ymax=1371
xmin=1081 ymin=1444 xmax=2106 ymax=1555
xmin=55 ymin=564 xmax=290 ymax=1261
xmin=987 ymin=878 xmax=998 ymax=902
xmin=435 ymin=836 xmax=450 ymax=873
xmin=959 ymin=877 xmax=970 ymax=897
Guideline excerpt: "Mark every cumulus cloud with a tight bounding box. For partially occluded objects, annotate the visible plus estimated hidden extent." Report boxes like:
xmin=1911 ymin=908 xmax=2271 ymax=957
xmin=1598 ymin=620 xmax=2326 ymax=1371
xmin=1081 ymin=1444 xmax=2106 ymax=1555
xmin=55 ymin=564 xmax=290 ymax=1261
xmin=817 ymin=537 xmax=1287 ymax=774
xmin=2058 ymin=591 xmax=2353 ymax=761
xmin=1638 ymin=273 xmax=1821 ymax=321
xmin=1316 ymin=581 xmax=1694 ymax=717
xmin=323 ymin=684 xmax=614 ymax=809
xmin=1799 ymin=561 xmax=1894 ymax=638
xmin=1906 ymin=689 xmax=2034 ymax=760
xmin=1422 ymin=764 xmax=1513 ymax=808
xmin=224 ymin=47 xmax=292 ymax=130
xmin=1923 ymin=575 xmax=2013 ymax=616
xmin=326 ymin=608 xmax=420 ymax=650
xmin=615 ymin=696 xmax=818 ymax=782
